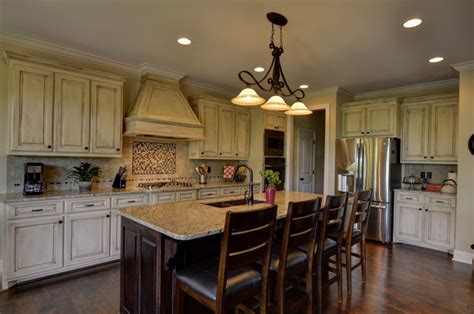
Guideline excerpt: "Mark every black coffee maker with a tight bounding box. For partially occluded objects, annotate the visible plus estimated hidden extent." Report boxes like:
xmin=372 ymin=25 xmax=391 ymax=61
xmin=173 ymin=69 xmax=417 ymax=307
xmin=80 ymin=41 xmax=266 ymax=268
xmin=23 ymin=163 xmax=45 ymax=195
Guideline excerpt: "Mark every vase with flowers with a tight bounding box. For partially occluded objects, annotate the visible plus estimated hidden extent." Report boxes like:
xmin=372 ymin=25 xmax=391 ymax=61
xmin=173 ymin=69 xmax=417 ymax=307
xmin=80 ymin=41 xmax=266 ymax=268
xmin=259 ymin=169 xmax=281 ymax=205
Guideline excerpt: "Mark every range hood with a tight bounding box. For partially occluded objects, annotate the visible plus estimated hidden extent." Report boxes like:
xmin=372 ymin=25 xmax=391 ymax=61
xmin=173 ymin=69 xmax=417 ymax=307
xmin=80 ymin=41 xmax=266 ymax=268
xmin=124 ymin=73 xmax=205 ymax=140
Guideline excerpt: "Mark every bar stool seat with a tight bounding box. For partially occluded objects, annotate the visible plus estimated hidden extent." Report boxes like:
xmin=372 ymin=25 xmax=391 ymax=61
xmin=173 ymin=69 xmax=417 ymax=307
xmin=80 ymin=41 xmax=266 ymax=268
xmin=298 ymin=238 xmax=337 ymax=254
xmin=268 ymin=244 xmax=308 ymax=272
xmin=176 ymin=258 xmax=262 ymax=302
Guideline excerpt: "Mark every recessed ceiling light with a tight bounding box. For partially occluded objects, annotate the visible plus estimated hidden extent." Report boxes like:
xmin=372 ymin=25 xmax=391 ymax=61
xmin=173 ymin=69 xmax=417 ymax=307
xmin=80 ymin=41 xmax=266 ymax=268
xmin=177 ymin=37 xmax=192 ymax=45
xmin=299 ymin=84 xmax=309 ymax=89
xmin=254 ymin=67 xmax=265 ymax=72
xmin=429 ymin=57 xmax=444 ymax=63
xmin=403 ymin=18 xmax=422 ymax=28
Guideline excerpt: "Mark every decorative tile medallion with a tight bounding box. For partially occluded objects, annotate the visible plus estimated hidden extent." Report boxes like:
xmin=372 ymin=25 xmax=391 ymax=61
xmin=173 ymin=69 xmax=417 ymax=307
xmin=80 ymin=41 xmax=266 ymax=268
xmin=132 ymin=141 xmax=176 ymax=175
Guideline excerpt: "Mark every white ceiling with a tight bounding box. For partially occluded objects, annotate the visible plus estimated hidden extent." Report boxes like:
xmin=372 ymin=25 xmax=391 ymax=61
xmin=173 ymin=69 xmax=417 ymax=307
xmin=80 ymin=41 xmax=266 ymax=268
xmin=1 ymin=0 xmax=473 ymax=94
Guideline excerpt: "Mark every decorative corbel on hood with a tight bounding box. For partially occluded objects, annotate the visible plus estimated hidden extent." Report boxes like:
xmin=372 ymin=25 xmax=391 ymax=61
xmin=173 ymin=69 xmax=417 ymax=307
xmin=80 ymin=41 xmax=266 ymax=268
xmin=124 ymin=73 xmax=205 ymax=140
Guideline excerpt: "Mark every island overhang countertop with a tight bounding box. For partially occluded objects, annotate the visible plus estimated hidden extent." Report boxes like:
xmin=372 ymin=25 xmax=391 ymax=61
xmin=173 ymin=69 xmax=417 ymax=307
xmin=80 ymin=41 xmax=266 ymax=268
xmin=119 ymin=191 xmax=323 ymax=241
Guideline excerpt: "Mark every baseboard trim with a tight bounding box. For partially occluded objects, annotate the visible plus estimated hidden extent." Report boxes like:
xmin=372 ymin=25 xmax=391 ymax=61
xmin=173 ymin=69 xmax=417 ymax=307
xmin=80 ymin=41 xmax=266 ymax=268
xmin=452 ymin=250 xmax=473 ymax=265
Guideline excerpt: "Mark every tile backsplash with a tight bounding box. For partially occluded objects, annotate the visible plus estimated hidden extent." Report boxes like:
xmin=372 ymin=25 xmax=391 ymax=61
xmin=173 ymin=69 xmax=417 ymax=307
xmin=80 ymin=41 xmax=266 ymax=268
xmin=7 ymin=137 xmax=245 ymax=193
xmin=402 ymin=164 xmax=458 ymax=184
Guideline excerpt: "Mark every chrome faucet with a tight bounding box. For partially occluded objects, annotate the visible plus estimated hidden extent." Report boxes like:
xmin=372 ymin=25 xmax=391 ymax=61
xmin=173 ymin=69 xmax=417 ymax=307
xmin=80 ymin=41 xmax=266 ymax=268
xmin=233 ymin=164 xmax=254 ymax=205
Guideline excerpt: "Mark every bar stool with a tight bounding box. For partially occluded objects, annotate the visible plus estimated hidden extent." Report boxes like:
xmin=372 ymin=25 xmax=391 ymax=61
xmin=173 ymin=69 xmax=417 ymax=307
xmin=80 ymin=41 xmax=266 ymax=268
xmin=340 ymin=190 xmax=372 ymax=295
xmin=174 ymin=206 xmax=277 ymax=314
xmin=269 ymin=198 xmax=321 ymax=314
xmin=300 ymin=193 xmax=348 ymax=313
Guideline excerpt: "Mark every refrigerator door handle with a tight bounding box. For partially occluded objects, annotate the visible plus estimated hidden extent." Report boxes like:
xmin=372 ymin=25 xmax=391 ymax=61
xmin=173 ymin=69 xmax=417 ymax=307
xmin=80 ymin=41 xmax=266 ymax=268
xmin=371 ymin=204 xmax=388 ymax=209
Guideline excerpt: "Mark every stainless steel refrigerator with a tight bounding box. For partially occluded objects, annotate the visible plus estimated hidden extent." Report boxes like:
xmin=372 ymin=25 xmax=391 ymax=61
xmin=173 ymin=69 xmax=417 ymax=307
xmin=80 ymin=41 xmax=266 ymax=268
xmin=336 ymin=137 xmax=401 ymax=243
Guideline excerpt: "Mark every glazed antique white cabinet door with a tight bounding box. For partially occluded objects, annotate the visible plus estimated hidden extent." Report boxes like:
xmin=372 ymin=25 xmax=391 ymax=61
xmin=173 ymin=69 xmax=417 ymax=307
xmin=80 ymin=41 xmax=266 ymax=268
xmin=64 ymin=210 xmax=111 ymax=265
xmin=9 ymin=64 xmax=54 ymax=153
xmin=394 ymin=203 xmax=423 ymax=243
xmin=401 ymin=104 xmax=430 ymax=162
xmin=275 ymin=113 xmax=287 ymax=131
xmin=218 ymin=106 xmax=235 ymax=158
xmin=264 ymin=112 xmax=276 ymax=130
xmin=423 ymin=206 xmax=455 ymax=248
xmin=429 ymin=102 xmax=457 ymax=162
xmin=90 ymin=80 xmax=122 ymax=156
xmin=366 ymin=104 xmax=395 ymax=136
xmin=54 ymin=73 xmax=91 ymax=153
xmin=198 ymin=102 xmax=219 ymax=157
xmin=234 ymin=109 xmax=250 ymax=159
xmin=7 ymin=216 xmax=63 ymax=278
xmin=341 ymin=107 xmax=366 ymax=137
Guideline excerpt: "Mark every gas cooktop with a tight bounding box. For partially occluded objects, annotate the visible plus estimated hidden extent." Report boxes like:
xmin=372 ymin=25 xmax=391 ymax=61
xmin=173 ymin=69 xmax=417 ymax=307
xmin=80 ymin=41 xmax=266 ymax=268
xmin=137 ymin=181 xmax=194 ymax=190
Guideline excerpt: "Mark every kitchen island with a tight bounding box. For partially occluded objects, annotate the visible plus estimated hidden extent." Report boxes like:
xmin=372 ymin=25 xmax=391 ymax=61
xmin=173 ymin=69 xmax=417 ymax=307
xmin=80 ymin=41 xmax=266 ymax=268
xmin=119 ymin=191 xmax=322 ymax=313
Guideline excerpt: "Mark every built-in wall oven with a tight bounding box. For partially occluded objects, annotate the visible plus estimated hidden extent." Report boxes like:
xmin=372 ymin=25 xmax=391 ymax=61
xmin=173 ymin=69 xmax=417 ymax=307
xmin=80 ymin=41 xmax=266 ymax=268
xmin=264 ymin=157 xmax=285 ymax=191
xmin=264 ymin=129 xmax=285 ymax=157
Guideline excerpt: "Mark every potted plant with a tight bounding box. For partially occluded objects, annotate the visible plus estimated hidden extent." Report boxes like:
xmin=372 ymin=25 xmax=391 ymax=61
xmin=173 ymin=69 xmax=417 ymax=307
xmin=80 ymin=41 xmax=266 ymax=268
xmin=66 ymin=162 xmax=101 ymax=191
xmin=259 ymin=169 xmax=281 ymax=205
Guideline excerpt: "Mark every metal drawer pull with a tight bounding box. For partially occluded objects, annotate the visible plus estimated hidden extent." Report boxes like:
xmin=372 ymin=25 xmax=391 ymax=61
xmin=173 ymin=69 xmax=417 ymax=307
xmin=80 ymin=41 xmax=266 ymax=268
xmin=84 ymin=204 xmax=95 ymax=207
xmin=435 ymin=200 xmax=445 ymax=203
xmin=31 ymin=208 xmax=44 ymax=212
xmin=405 ymin=197 xmax=413 ymax=200
xmin=127 ymin=200 xmax=136 ymax=203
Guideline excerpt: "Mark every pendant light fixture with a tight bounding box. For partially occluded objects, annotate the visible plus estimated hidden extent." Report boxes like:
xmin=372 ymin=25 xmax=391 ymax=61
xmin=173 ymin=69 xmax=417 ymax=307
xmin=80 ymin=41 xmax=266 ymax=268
xmin=231 ymin=12 xmax=312 ymax=115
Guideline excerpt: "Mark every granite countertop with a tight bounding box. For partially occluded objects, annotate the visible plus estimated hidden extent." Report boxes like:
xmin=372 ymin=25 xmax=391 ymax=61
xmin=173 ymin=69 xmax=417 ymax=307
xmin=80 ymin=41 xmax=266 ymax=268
xmin=119 ymin=191 xmax=323 ymax=241
xmin=0 ymin=182 xmax=259 ymax=203
xmin=394 ymin=188 xmax=457 ymax=197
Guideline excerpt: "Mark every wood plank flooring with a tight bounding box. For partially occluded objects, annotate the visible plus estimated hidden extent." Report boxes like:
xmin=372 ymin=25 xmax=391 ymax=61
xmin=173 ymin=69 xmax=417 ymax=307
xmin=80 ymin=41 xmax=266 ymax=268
xmin=0 ymin=242 xmax=472 ymax=313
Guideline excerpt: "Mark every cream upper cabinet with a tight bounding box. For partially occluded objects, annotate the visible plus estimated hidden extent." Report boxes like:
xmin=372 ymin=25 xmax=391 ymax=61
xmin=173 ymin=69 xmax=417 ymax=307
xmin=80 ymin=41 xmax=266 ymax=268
xmin=54 ymin=73 xmax=91 ymax=153
xmin=340 ymin=98 xmax=400 ymax=138
xmin=90 ymin=80 xmax=123 ymax=155
xmin=189 ymin=96 xmax=250 ymax=160
xmin=218 ymin=106 xmax=235 ymax=158
xmin=234 ymin=109 xmax=250 ymax=159
xmin=9 ymin=63 xmax=54 ymax=152
xmin=341 ymin=107 xmax=365 ymax=137
xmin=6 ymin=52 xmax=125 ymax=157
xmin=401 ymin=104 xmax=430 ymax=162
xmin=429 ymin=102 xmax=457 ymax=162
xmin=264 ymin=112 xmax=287 ymax=131
xmin=401 ymin=94 xmax=458 ymax=164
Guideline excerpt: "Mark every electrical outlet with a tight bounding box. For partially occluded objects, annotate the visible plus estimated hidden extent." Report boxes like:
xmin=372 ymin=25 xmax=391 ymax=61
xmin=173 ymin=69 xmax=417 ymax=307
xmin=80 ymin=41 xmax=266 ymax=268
xmin=420 ymin=172 xmax=425 ymax=179
xmin=427 ymin=172 xmax=432 ymax=179
xmin=207 ymin=166 xmax=211 ymax=173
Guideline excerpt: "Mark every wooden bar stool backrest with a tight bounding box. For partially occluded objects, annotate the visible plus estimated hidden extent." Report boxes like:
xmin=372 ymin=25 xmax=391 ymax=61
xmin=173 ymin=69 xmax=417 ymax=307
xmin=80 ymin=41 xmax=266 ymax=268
xmin=351 ymin=190 xmax=373 ymax=236
xmin=278 ymin=198 xmax=322 ymax=272
xmin=319 ymin=193 xmax=349 ymax=247
xmin=216 ymin=206 xmax=277 ymax=309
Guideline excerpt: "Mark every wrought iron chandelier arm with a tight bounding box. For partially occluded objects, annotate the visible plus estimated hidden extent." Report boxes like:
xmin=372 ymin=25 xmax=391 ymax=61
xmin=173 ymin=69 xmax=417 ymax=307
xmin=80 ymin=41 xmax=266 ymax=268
xmin=237 ymin=56 xmax=276 ymax=92
xmin=278 ymin=65 xmax=305 ymax=100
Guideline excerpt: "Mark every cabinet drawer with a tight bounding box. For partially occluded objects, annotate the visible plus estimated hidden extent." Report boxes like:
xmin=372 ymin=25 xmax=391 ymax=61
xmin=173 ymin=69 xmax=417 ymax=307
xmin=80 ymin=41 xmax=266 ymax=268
xmin=111 ymin=194 xmax=149 ymax=208
xmin=397 ymin=193 xmax=422 ymax=204
xmin=6 ymin=201 xmax=64 ymax=220
xmin=154 ymin=192 xmax=176 ymax=204
xmin=176 ymin=190 xmax=197 ymax=202
xmin=198 ymin=188 xmax=221 ymax=199
xmin=429 ymin=196 xmax=456 ymax=208
xmin=65 ymin=197 xmax=111 ymax=213
xmin=222 ymin=187 xmax=242 ymax=196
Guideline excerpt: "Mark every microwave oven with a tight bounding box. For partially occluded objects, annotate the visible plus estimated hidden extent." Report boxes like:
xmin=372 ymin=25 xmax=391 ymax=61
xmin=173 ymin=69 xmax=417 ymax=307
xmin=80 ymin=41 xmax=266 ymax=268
xmin=264 ymin=129 xmax=285 ymax=156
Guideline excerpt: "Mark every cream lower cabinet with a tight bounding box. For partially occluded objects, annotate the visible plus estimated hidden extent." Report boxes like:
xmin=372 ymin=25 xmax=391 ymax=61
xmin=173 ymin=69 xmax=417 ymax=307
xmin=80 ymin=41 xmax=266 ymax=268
xmin=64 ymin=210 xmax=111 ymax=265
xmin=6 ymin=52 xmax=124 ymax=157
xmin=394 ymin=190 xmax=455 ymax=252
xmin=110 ymin=209 xmax=121 ymax=256
xmin=401 ymin=94 xmax=458 ymax=163
xmin=189 ymin=96 xmax=250 ymax=160
xmin=6 ymin=216 xmax=64 ymax=278
xmin=340 ymin=97 xmax=400 ymax=138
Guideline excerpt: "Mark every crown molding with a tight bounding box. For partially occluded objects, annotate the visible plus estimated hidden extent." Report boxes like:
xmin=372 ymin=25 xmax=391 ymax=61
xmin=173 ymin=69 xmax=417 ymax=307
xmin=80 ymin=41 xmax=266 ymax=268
xmin=137 ymin=63 xmax=185 ymax=80
xmin=354 ymin=78 xmax=459 ymax=100
xmin=451 ymin=60 xmax=474 ymax=72
xmin=305 ymin=86 xmax=341 ymax=97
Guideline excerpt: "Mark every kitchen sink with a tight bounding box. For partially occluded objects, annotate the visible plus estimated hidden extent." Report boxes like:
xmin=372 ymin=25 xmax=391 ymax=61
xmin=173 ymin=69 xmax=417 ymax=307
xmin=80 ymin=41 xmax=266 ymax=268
xmin=205 ymin=199 xmax=266 ymax=208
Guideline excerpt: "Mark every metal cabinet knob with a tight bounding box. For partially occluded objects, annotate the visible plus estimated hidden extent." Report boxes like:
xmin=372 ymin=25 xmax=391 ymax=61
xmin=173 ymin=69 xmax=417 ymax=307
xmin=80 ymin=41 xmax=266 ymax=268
xmin=47 ymin=145 xmax=52 ymax=149
xmin=418 ymin=208 xmax=422 ymax=211
xmin=116 ymin=148 xmax=120 ymax=151
xmin=58 ymin=220 xmax=63 ymax=224
xmin=85 ymin=147 xmax=89 ymax=150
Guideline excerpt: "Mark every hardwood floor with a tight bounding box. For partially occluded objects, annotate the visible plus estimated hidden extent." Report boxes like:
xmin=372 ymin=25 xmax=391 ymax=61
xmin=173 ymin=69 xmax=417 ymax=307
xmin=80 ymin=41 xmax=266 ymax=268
xmin=0 ymin=243 xmax=472 ymax=313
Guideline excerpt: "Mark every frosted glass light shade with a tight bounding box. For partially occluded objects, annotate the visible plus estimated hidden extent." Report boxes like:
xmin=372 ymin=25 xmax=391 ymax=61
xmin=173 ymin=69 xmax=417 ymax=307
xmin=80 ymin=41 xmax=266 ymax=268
xmin=260 ymin=95 xmax=290 ymax=111
xmin=231 ymin=88 xmax=265 ymax=106
xmin=285 ymin=101 xmax=312 ymax=115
